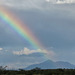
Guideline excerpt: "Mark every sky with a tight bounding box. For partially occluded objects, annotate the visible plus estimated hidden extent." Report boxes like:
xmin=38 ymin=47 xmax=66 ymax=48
xmin=0 ymin=0 xmax=75 ymax=69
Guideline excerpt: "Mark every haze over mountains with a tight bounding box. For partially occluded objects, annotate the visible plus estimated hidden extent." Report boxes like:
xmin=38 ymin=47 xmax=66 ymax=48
xmin=26 ymin=60 xmax=75 ymax=70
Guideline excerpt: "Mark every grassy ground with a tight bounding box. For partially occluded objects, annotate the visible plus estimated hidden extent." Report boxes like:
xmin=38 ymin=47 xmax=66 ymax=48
xmin=0 ymin=69 xmax=75 ymax=75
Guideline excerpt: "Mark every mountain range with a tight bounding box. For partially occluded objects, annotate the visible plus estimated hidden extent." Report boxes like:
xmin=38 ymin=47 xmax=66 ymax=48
xmin=25 ymin=60 xmax=75 ymax=70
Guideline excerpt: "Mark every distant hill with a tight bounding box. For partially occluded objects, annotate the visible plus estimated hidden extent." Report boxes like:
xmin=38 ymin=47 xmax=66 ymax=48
xmin=25 ymin=60 xmax=75 ymax=70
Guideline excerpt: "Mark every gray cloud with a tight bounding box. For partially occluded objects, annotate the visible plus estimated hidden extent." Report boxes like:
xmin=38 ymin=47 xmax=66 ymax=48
xmin=0 ymin=0 xmax=75 ymax=10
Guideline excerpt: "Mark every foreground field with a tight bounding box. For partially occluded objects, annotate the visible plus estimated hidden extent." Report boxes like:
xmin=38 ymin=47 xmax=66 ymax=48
xmin=0 ymin=68 xmax=75 ymax=75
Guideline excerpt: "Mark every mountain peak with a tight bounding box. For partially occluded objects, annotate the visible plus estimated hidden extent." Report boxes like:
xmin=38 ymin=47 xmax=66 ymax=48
xmin=25 ymin=60 xmax=75 ymax=70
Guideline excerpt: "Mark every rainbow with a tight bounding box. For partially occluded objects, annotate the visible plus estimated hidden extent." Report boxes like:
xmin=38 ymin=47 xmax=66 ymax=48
xmin=0 ymin=6 xmax=43 ymax=50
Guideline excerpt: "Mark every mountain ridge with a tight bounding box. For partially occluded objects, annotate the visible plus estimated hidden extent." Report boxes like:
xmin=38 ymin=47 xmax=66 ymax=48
xmin=25 ymin=60 xmax=75 ymax=70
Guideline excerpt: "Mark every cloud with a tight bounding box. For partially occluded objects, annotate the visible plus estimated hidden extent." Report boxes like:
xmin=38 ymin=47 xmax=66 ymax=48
xmin=56 ymin=0 xmax=75 ymax=4
xmin=13 ymin=48 xmax=41 ymax=55
xmin=0 ymin=0 xmax=75 ymax=10
xmin=0 ymin=48 xmax=3 ymax=51
xmin=0 ymin=0 xmax=43 ymax=9
xmin=47 ymin=0 xmax=75 ymax=4
xmin=13 ymin=47 xmax=55 ymax=57
xmin=46 ymin=0 xmax=50 ymax=2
